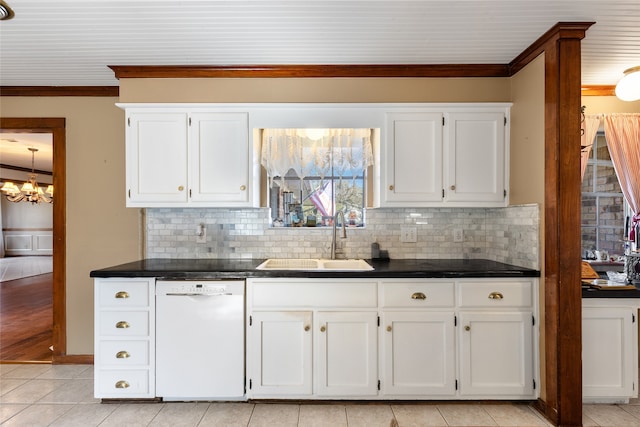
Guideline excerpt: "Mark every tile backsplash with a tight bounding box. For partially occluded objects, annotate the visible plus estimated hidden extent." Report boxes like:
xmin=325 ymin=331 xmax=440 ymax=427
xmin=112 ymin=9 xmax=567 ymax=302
xmin=145 ymin=204 xmax=539 ymax=269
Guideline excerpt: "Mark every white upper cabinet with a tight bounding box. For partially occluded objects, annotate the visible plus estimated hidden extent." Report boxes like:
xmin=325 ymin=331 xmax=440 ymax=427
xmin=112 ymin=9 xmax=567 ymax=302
xmin=124 ymin=107 xmax=253 ymax=207
xmin=189 ymin=112 xmax=250 ymax=204
xmin=444 ymin=112 xmax=506 ymax=204
xmin=380 ymin=106 xmax=510 ymax=207
xmin=383 ymin=113 xmax=443 ymax=204
xmin=126 ymin=111 xmax=189 ymax=204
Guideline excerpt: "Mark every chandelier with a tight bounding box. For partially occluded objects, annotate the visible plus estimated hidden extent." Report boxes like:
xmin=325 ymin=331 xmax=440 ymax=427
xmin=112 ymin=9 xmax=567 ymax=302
xmin=1 ymin=148 xmax=53 ymax=204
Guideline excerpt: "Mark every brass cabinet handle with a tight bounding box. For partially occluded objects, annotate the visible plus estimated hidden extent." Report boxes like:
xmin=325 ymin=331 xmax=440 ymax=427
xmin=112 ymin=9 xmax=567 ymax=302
xmin=116 ymin=351 xmax=130 ymax=359
xmin=304 ymin=325 xmax=310 ymax=332
xmin=178 ymin=185 xmax=184 ymax=191
xmin=115 ymin=291 xmax=129 ymax=299
xmin=240 ymin=185 xmax=246 ymax=191
xmin=115 ymin=380 xmax=130 ymax=389
xmin=450 ymin=185 xmax=456 ymax=190
xmin=389 ymin=185 xmax=394 ymax=191
xmin=115 ymin=321 xmax=130 ymax=329
xmin=320 ymin=326 xmax=326 ymax=332
xmin=488 ymin=291 xmax=504 ymax=300
xmin=465 ymin=325 xmax=471 ymax=331
xmin=411 ymin=292 xmax=427 ymax=300
xmin=386 ymin=326 xmax=392 ymax=332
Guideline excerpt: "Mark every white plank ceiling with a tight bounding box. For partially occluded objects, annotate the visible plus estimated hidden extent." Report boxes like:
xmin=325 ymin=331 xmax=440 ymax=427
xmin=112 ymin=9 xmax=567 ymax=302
xmin=0 ymin=0 xmax=639 ymax=87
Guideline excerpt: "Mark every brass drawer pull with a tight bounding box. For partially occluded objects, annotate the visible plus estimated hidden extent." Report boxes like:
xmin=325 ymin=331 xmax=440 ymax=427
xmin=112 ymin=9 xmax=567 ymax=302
xmin=115 ymin=321 xmax=130 ymax=329
xmin=115 ymin=380 xmax=130 ymax=389
xmin=488 ymin=292 xmax=504 ymax=300
xmin=389 ymin=185 xmax=394 ymax=191
xmin=116 ymin=351 xmax=130 ymax=359
xmin=178 ymin=185 xmax=184 ymax=191
xmin=240 ymin=185 xmax=246 ymax=191
xmin=386 ymin=325 xmax=392 ymax=332
xmin=465 ymin=325 xmax=471 ymax=331
xmin=450 ymin=185 xmax=456 ymax=190
xmin=320 ymin=326 xmax=326 ymax=332
xmin=115 ymin=291 xmax=129 ymax=299
xmin=304 ymin=325 xmax=310 ymax=332
xmin=411 ymin=292 xmax=427 ymax=300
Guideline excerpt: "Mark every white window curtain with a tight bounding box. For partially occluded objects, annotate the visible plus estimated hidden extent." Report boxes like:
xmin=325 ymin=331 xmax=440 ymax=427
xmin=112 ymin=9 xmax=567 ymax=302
xmin=581 ymin=114 xmax=601 ymax=181
xmin=603 ymin=113 xmax=640 ymax=240
xmin=260 ymin=128 xmax=374 ymax=187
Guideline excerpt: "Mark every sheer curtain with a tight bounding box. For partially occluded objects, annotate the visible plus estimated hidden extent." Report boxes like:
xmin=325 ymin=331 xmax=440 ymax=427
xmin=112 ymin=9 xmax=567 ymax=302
xmin=260 ymin=128 xmax=374 ymax=186
xmin=603 ymin=113 xmax=640 ymax=240
xmin=581 ymin=115 xmax=601 ymax=181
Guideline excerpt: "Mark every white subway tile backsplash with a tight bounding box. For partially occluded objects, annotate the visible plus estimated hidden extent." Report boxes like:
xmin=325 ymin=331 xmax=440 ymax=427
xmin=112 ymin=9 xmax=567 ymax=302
xmin=145 ymin=204 xmax=539 ymax=269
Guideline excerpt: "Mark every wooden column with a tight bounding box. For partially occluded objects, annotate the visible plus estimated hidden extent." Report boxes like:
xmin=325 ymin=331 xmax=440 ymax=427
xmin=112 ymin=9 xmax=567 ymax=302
xmin=543 ymin=24 xmax=591 ymax=427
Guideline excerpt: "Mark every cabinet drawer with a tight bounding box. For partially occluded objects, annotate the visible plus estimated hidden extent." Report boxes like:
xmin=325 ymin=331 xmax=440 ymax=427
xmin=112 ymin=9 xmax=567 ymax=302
xmin=97 ymin=341 xmax=150 ymax=366
xmin=251 ymin=280 xmax=378 ymax=308
xmin=97 ymin=370 xmax=150 ymax=396
xmin=98 ymin=280 xmax=150 ymax=308
xmin=381 ymin=281 xmax=455 ymax=307
xmin=99 ymin=311 xmax=150 ymax=337
xmin=458 ymin=281 xmax=533 ymax=308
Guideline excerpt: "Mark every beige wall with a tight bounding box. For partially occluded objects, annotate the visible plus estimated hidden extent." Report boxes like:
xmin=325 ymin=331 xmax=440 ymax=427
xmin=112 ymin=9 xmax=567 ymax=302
xmin=0 ymin=97 xmax=141 ymax=354
xmin=581 ymin=95 xmax=640 ymax=114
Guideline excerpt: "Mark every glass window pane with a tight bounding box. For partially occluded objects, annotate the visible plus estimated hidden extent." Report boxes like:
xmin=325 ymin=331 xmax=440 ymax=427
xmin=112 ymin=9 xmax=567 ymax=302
xmin=596 ymin=165 xmax=621 ymax=193
xmin=596 ymin=135 xmax=611 ymax=160
xmin=581 ymin=164 xmax=594 ymax=192
xmin=581 ymin=196 xmax=597 ymax=227
xmin=581 ymin=227 xmax=596 ymax=254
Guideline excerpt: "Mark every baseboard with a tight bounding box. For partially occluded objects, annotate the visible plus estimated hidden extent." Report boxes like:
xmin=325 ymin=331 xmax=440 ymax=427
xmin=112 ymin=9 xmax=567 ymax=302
xmin=533 ymin=398 xmax=557 ymax=426
xmin=53 ymin=354 xmax=94 ymax=364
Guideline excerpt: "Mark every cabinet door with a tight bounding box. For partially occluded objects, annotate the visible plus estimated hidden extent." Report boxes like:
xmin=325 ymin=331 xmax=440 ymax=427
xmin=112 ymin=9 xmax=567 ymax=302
xmin=126 ymin=112 xmax=188 ymax=205
xmin=383 ymin=113 xmax=443 ymax=205
xmin=189 ymin=112 xmax=250 ymax=204
xmin=445 ymin=112 xmax=506 ymax=204
xmin=458 ymin=311 xmax=534 ymax=397
xmin=381 ymin=311 xmax=456 ymax=396
xmin=583 ymin=306 xmax=637 ymax=400
xmin=248 ymin=311 xmax=312 ymax=396
xmin=316 ymin=311 xmax=378 ymax=396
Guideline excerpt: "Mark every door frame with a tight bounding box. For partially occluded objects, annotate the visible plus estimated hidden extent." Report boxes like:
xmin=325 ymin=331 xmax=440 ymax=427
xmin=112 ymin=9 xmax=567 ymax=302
xmin=0 ymin=117 xmax=66 ymax=362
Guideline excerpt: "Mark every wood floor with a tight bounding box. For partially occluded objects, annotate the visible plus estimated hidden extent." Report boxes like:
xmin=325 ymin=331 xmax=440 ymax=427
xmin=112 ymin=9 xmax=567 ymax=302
xmin=0 ymin=273 xmax=53 ymax=362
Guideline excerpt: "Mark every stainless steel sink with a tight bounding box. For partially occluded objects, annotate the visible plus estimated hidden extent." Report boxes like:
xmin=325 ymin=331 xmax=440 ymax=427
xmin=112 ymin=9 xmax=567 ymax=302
xmin=256 ymin=258 xmax=373 ymax=271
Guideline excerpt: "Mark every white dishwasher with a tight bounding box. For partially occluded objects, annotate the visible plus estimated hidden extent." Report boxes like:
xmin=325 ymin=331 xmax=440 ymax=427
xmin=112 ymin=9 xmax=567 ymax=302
xmin=155 ymin=280 xmax=245 ymax=401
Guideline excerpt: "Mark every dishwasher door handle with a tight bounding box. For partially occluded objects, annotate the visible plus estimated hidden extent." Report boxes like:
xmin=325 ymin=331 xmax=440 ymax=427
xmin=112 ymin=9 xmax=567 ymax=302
xmin=164 ymin=293 xmax=234 ymax=297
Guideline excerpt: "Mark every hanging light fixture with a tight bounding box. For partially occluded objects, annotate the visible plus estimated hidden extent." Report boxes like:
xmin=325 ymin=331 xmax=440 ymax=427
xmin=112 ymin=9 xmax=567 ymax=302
xmin=0 ymin=0 xmax=15 ymax=20
xmin=1 ymin=147 xmax=53 ymax=204
xmin=615 ymin=66 xmax=640 ymax=102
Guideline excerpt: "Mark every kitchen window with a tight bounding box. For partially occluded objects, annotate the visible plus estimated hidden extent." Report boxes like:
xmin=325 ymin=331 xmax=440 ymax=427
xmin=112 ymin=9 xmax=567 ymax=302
xmin=581 ymin=131 xmax=627 ymax=257
xmin=261 ymin=128 xmax=374 ymax=227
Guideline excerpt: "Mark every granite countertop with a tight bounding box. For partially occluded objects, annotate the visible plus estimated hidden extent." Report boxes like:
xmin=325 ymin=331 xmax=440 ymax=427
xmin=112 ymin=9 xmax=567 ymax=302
xmin=582 ymin=283 xmax=640 ymax=299
xmin=90 ymin=258 xmax=540 ymax=280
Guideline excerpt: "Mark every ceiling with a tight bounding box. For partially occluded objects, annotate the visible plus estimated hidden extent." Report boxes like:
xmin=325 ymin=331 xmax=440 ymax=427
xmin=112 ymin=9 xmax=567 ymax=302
xmin=0 ymin=133 xmax=53 ymax=172
xmin=0 ymin=0 xmax=639 ymax=87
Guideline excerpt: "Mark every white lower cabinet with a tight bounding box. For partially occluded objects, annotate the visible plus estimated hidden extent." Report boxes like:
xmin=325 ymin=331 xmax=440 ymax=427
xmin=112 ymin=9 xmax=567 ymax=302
xmin=94 ymin=278 xmax=155 ymax=399
xmin=381 ymin=311 xmax=456 ymax=396
xmin=582 ymin=301 xmax=639 ymax=403
xmin=458 ymin=311 xmax=533 ymax=397
xmin=247 ymin=277 xmax=538 ymax=401
xmin=317 ymin=311 xmax=379 ymax=396
xmin=248 ymin=311 xmax=313 ymax=396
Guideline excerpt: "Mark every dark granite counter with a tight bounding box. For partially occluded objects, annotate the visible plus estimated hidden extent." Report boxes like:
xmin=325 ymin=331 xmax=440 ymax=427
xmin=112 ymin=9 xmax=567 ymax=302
xmin=90 ymin=258 xmax=540 ymax=280
xmin=582 ymin=283 xmax=640 ymax=299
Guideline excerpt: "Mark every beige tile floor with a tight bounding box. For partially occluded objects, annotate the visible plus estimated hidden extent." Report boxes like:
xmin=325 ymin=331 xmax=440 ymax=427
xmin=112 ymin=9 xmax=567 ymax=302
xmin=0 ymin=364 xmax=638 ymax=427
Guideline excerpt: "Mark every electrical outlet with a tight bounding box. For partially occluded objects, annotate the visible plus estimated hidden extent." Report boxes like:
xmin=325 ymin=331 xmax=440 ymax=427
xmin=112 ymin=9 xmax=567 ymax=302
xmin=453 ymin=228 xmax=464 ymax=243
xmin=400 ymin=226 xmax=417 ymax=243
xmin=196 ymin=224 xmax=207 ymax=243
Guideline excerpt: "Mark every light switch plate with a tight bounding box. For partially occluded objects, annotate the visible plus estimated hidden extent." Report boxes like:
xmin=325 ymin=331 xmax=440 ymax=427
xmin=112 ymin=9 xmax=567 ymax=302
xmin=400 ymin=226 xmax=417 ymax=243
xmin=453 ymin=228 xmax=464 ymax=243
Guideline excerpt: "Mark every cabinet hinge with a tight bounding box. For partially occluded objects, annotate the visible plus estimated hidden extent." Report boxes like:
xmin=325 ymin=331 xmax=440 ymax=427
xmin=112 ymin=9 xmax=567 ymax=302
xmin=377 ymin=316 xmax=380 ymax=327
xmin=377 ymin=380 xmax=381 ymax=391
xmin=532 ymin=315 xmax=535 ymax=326
xmin=454 ymin=315 xmax=457 ymax=326
xmin=249 ymin=379 xmax=252 ymax=390
xmin=249 ymin=315 xmax=252 ymax=326
xmin=455 ymin=380 xmax=458 ymax=390
xmin=127 ymin=117 xmax=130 ymax=127
xmin=504 ymin=116 xmax=507 ymax=126
xmin=533 ymin=379 xmax=536 ymax=390
xmin=442 ymin=189 xmax=445 ymax=198
xmin=189 ymin=189 xmax=192 ymax=198
xmin=128 ymin=189 xmax=131 ymax=199
xmin=442 ymin=117 xmax=445 ymax=126
xmin=504 ymin=189 xmax=507 ymax=198
xmin=633 ymin=313 xmax=636 ymax=323
xmin=188 ymin=117 xmax=191 ymax=126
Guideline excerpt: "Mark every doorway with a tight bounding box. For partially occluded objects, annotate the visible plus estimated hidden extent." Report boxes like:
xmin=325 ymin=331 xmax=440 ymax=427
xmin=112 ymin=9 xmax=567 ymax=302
xmin=0 ymin=117 xmax=66 ymax=363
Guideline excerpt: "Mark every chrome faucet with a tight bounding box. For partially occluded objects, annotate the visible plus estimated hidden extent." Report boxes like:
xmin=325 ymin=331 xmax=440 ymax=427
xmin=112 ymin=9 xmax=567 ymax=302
xmin=331 ymin=211 xmax=347 ymax=260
